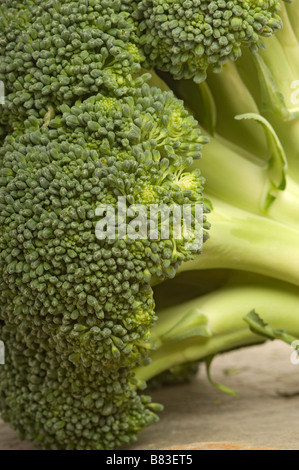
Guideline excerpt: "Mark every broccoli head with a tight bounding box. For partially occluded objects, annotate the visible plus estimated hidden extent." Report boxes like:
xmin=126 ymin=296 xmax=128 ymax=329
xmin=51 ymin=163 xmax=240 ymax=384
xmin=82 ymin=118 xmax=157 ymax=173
xmin=0 ymin=0 xmax=286 ymax=130
xmin=0 ymin=0 xmax=143 ymax=126
xmin=0 ymin=82 xmax=208 ymax=449
xmin=129 ymin=0 xmax=284 ymax=82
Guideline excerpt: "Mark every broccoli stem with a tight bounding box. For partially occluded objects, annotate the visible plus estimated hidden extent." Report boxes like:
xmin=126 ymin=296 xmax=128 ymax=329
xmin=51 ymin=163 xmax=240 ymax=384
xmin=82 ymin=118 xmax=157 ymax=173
xmin=135 ymin=275 xmax=299 ymax=382
xmin=206 ymin=59 xmax=299 ymax=188
xmin=217 ymin=55 xmax=299 ymax=189
xmin=178 ymin=197 xmax=299 ymax=286
xmin=286 ymin=1 xmax=299 ymax=42
xmin=264 ymin=114 xmax=299 ymax=186
xmin=204 ymin=60 xmax=268 ymax=159
xmin=267 ymin=175 xmax=299 ymax=228
xmin=194 ymin=133 xmax=299 ymax=230
xmin=195 ymin=133 xmax=267 ymax=215
xmin=248 ymin=2 xmax=299 ymax=121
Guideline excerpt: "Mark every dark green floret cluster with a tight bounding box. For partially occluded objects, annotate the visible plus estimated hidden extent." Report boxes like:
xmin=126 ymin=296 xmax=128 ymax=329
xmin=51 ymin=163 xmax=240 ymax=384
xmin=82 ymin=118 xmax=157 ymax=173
xmin=0 ymin=0 xmax=286 ymax=132
xmin=0 ymin=83 xmax=208 ymax=449
xmin=129 ymin=0 xmax=284 ymax=82
xmin=0 ymin=0 xmax=143 ymax=127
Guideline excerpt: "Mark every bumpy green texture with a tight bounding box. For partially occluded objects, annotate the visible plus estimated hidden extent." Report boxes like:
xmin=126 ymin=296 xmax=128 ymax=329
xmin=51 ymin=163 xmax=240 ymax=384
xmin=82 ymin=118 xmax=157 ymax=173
xmin=0 ymin=0 xmax=143 ymax=127
xmin=0 ymin=0 xmax=286 ymax=129
xmin=0 ymin=83 xmax=208 ymax=449
xmin=130 ymin=0 xmax=284 ymax=82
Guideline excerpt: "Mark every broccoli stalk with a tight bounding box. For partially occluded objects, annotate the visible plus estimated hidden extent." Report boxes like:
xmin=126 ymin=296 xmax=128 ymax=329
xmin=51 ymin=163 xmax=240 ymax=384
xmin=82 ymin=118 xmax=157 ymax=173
xmin=136 ymin=272 xmax=299 ymax=382
xmin=248 ymin=1 xmax=299 ymax=121
xmin=195 ymin=126 xmax=299 ymax=231
xmin=178 ymin=197 xmax=299 ymax=286
xmin=155 ymin=68 xmax=299 ymax=232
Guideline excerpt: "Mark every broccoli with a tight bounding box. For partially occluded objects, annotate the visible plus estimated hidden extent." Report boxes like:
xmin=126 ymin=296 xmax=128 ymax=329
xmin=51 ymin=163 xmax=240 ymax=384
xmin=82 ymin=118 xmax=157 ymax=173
xmin=0 ymin=82 xmax=208 ymax=450
xmin=0 ymin=0 xmax=143 ymax=127
xmin=1 ymin=0 xmax=299 ymax=452
xmin=0 ymin=0 xmax=287 ymax=127
xmin=127 ymin=0 xmax=284 ymax=82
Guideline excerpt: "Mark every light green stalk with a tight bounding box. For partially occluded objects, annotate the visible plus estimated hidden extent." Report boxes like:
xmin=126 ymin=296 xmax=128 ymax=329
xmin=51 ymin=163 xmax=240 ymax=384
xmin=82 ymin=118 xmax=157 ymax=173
xmin=195 ymin=131 xmax=299 ymax=230
xmin=286 ymin=1 xmax=299 ymax=42
xmin=135 ymin=275 xmax=299 ymax=381
xmin=178 ymin=197 xmax=299 ymax=287
xmin=263 ymin=113 xmax=299 ymax=185
xmin=249 ymin=2 xmax=299 ymax=120
xmin=204 ymin=60 xmax=268 ymax=159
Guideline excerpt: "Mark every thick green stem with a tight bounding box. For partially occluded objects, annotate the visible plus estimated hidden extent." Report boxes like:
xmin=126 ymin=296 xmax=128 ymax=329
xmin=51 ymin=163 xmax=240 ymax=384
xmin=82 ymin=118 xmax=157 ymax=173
xmin=194 ymin=133 xmax=299 ymax=229
xmin=195 ymin=133 xmax=267 ymax=214
xmin=250 ymin=2 xmax=299 ymax=120
xmin=267 ymin=174 xmax=299 ymax=225
xmin=286 ymin=1 xmax=299 ymax=42
xmin=204 ymin=56 xmax=299 ymax=189
xmin=178 ymin=197 xmax=299 ymax=286
xmin=135 ymin=277 xmax=299 ymax=381
xmin=137 ymin=330 xmax=262 ymax=382
xmin=206 ymin=61 xmax=268 ymax=159
xmin=265 ymin=114 xmax=299 ymax=186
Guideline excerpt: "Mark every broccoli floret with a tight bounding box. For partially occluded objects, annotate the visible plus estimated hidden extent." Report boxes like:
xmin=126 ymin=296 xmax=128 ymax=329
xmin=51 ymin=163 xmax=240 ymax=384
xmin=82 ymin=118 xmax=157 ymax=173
xmin=128 ymin=0 xmax=284 ymax=82
xmin=0 ymin=83 xmax=208 ymax=449
xmin=0 ymin=0 xmax=287 ymax=130
xmin=0 ymin=0 xmax=143 ymax=126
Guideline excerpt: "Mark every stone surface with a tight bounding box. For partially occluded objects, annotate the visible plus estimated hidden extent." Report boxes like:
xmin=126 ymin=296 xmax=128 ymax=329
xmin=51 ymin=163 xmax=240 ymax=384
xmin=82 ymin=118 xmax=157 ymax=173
xmin=0 ymin=341 xmax=298 ymax=450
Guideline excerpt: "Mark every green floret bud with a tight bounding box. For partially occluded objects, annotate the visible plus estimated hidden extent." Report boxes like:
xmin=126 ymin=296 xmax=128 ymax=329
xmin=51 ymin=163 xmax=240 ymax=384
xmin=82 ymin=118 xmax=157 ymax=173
xmin=127 ymin=0 xmax=284 ymax=81
xmin=0 ymin=84 xmax=208 ymax=450
xmin=0 ymin=0 xmax=143 ymax=126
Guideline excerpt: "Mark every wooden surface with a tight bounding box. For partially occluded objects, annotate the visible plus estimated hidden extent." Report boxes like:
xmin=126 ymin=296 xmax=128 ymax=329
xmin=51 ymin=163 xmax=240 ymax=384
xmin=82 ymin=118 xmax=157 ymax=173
xmin=0 ymin=341 xmax=298 ymax=450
